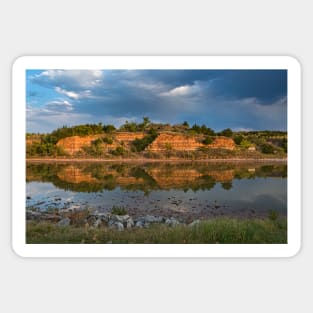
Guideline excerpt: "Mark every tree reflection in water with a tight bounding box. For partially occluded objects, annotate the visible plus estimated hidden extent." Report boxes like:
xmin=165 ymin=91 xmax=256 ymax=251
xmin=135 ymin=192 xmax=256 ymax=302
xmin=26 ymin=161 xmax=287 ymax=194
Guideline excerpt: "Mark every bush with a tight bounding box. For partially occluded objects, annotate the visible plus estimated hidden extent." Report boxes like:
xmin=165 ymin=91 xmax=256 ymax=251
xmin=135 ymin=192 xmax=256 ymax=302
xmin=111 ymin=146 xmax=125 ymax=156
xmin=103 ymin=124 xmax=116 ymax=133
xmin=82 ymin=143 xmax=104 ymax=157
xmin=261 ymin=143 xmax=275 ymax=154
xmin=240 ymin=139 xmax=252 ymax=149
xmin=48 ymin=123 xmax=105 ymax=143
xmin=219 ymin=128 xmax=233 ymax=137
xmin=202 ymin=136 xmax=213 ymax=145
xmin=191 ymin=123 xmax=201 ymax=133
xmin=131 ymin=132 xmax=158 ymax=152
xmin=234 ymin=135 xmax=244 ymax=145
xmin=119 ymin=121 xmax=139 ymax=132
xmin=92 ymin=138 xmax=103 ymax=146
xmin=102 ymin=137 xmax=113 ymax=144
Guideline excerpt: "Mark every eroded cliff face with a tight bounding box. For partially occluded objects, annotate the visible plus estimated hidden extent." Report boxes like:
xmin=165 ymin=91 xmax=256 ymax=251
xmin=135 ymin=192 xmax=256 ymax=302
xmin=56 ymin=131 xmax=235 ymax=155
xmin=56 ymin=135 xmax=102 ymax=155
xmin=147 ymin=132 xmax=235 ymax=151
xmin=208 ymin=137 xmax=236 ymax=150
xmin=56 ymin=132 xmax=145 ymax=155
xmin=147 ymin=133 xmax=202 ymax=151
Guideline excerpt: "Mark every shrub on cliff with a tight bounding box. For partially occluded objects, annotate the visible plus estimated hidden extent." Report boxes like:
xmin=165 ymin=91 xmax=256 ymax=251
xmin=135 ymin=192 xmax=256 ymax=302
xmin=239 ymin=139 xmax=253 ymax=149
xmin=48 ymin=124 xmax=105 ymax=142
xmin=119 ymin=121 xmax=139 ymax=132
xmin=202 ymin=136 xmax=213 ymax=145
xmin=218 ymin=128 xmax=233 ymax=137
xmin=111 ymin=146 xmax=126 ymax=156
xmin=131 ymin=131 xmax=158 ymax=152
xmin=102 ymin=137 xmax=113 ymax=144
xmin=102 ymin=124 xmax=116 ymax=133
xmin=189 ymin=124 xmax=215 ymax=135
xmin=261 ymin=143 xmax=275 ymax=154
xmin=119 ymin=117 xmax=151 ymax=132
xmin=234 ymin=135 xmax=244 ymax=145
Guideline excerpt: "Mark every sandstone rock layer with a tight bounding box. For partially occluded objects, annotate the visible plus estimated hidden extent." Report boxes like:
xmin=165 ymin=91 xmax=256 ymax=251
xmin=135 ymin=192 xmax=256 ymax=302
xmin=56 ymin=132 xmax=145 ymax=155
xmin=147 ymin=132 xmax=235 ymax=151
xmin=56 ymin=132 xmax=235 ymax=155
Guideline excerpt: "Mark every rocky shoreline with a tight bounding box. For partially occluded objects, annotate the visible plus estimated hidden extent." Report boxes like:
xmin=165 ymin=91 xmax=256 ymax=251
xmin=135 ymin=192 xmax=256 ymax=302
xmin=26 ymin=201 xmax=280 ymax=232
xmin=27 ymin=208 xmax=204 ymax=231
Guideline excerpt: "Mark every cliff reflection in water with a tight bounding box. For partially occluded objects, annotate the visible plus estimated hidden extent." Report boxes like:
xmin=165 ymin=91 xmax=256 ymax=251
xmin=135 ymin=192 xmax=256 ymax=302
xmin=26 ymin=162 xmax=287 ymax=194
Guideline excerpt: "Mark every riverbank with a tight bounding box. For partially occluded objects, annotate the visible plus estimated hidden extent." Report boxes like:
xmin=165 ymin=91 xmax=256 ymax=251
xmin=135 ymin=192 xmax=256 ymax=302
xmin=26 ymin=157 xmax=287 ymax=163
xmin=26 ymin=207 xmax=287 ymax=244
xmin=26 ymin=217 xmax=287 ymax=244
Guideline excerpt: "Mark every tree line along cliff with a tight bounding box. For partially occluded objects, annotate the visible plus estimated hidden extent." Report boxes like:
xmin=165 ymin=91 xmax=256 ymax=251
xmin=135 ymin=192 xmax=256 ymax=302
xmin=26 ymin=119 xmax=287 ymax=159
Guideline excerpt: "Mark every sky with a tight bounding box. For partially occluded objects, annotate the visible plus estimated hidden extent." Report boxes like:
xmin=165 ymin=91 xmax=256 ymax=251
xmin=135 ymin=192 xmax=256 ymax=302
xmin=26 ymin=69 xmax=287 ymax=133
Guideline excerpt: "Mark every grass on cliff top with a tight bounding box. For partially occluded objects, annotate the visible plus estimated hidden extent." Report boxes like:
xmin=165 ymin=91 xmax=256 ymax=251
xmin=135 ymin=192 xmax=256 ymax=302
xmin=26 ymin=217 xmax=287 ymax=244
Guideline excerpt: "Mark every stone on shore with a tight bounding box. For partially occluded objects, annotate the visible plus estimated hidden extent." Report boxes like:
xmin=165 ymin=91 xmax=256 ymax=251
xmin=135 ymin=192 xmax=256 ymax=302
xmin=57 ymin=217 xmax=71 ymax=226
xmin=165 ymin=218 xmax=180 ymax=227
xmin=115 ymin=222 xmax=124 ymax=231
xmin=188 ymin=219 xmax=200 ymax=227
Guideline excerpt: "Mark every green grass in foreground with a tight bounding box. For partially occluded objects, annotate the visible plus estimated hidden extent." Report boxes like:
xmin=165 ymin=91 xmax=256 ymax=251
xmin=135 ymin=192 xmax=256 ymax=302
xmin=26 ymin=217 xmax=287 ymax=244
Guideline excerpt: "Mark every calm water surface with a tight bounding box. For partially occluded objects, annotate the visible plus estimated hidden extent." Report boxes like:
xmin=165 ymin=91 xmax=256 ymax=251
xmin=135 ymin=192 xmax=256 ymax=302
xmin=26 ymin=161 xmax=287 ymax=219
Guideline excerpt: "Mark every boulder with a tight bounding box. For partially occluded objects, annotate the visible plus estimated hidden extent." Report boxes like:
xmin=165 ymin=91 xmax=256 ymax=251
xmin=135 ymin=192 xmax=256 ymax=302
xmin=135 ymin=221 xmax=144 ymax=228
xmin=108 ymin=221 xmax=124 ymax=231
xmin=143 ymin=215 xmax=163 ymax=223
xmin=94 ymin=219 xmax=102 ymax=228
xmin=165 ymin=218 xmax=180 ymax=227
xmin=111 ymin=214 xmax=130 ymax=224
xmin=188 ymin=219 xmax=200 ymax=227
xmin=115 ymin=222 xmax=124 ymax=231
xmin=26 ymin=210 xmax=42 ymax=220
xmin=57 ymin=217 xmax=71 ymax=226
xmin=126 ymin=218 xmax=134 ymax=229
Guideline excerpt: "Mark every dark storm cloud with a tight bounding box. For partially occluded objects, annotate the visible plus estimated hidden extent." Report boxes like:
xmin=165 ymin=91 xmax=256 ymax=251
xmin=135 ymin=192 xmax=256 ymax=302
xmin=26 ymin=69 xmax=287 ymax=133
xmin=209 ymin=70 xmax=287 ymax=103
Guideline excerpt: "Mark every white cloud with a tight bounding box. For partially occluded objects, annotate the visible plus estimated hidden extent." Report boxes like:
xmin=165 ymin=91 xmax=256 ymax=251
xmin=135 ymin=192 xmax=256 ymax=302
xmin=233 ymin=127 xmax=254 ymax=132
xmin=55 ymin=87 xmax=80 ymax=100
xmin=128 ymin=81 xmax=165 ymax=93
xmin=32 ymin=70 xmax=104 ymax=89
xmin=160 ymin=81 xmax=209 ymax=98
xmin=161 ymin=85 xmax=193 ymax=97
xmin=44 ymin=100 xmax=73 ymax=112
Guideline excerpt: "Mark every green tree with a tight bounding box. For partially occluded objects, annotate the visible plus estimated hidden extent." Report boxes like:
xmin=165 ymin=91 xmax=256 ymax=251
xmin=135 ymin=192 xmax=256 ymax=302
xmin=203 ymin=136 xmax=213 ymax=145
xmin=183 ymin=121 xmax=189 ymax=128
xmin=261 ymin=143 xmax=275 ymax=154
xmin=111 ymin=146 xmax=125 ymax=156
xmin=200 ymin=124 xmax=215 ymax=135
xmin=191 ymin=123 xmax=201 ymax=133
xmin=120 ymin=121 xmax=138 ymax=132
xmin=240 ymin=139 xmax=252 ymax=149
xmin=131 ymin=131 xmax=158 ymax=152
xmin=234 ymin=135 xmax=244 ymax=145
xmin=103 ymin=124 xmax=116 ymax=133
xmin=142 ymin=116 xmax=150 ymax=129
xmin=219 ymin=128 xmax=233 ymax=137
